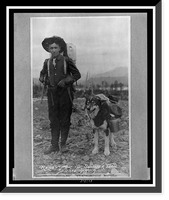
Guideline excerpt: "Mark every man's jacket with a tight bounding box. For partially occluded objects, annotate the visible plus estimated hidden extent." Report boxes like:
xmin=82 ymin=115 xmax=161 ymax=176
xmin=39 ymin=54 xmax=81 ymax=87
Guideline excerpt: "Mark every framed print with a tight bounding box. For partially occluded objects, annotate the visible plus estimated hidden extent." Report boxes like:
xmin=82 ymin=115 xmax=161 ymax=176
xmin=4 ymin=3 xmax=162 ymax=193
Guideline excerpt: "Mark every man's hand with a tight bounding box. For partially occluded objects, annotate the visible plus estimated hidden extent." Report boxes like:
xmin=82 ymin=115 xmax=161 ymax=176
xmin=64 ymin=75 xmax=74 ymax=84
xmin=57 ymin=79 xmax=66 ymax=88
xmin=39 ymin=77 xmax=44 ymax=83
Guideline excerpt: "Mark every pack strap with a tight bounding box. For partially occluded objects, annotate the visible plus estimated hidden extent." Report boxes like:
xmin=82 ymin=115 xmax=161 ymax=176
xmin=47 ymin=59 xmax=50 ymax=78
xmin=63 ymin=57 xmax=67 ymax=75
xmin=67 ymin=86 xmax=73 ymax=105
xmin=47 ymin=59 xmax=54 ymax=86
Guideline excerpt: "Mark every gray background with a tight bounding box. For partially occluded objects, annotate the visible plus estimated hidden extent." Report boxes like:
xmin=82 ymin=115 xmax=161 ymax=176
xmin=14 ymin=13 xmax=148 ymax=180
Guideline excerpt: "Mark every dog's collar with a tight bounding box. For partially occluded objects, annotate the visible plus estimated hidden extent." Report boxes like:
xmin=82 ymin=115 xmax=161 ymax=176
xmin=88 ymin=107 xmax=96 ymax=114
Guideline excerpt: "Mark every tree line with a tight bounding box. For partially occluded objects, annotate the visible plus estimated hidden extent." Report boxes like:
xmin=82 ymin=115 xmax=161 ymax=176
xmin=33 ymin=80 xmax=128 ymax=100
xmin=77 ymin=80 xmax=126 ymax=91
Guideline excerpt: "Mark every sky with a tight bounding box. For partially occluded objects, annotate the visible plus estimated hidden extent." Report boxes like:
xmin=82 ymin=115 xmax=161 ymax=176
xmin=31 ymin=16 xmax=130 ymax=79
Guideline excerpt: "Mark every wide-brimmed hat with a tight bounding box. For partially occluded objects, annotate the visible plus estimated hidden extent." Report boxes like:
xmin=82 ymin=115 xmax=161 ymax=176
xmin=42 ymin=36 xmax=67 ymax=53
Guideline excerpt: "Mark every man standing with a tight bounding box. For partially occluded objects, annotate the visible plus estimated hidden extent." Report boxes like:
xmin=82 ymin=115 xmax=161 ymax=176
xmin=39 ymin=36 xmax=81 ymax=154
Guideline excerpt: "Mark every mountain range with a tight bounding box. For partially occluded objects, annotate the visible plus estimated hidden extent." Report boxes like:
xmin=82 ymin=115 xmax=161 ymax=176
xmin=93 ymin=66 xmax=128 ymax=78
xmin=79 ymin=67 xmax=129 ymax=86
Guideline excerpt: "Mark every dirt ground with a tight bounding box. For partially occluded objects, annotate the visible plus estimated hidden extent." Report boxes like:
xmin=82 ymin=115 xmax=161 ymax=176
xmin=33 ymin=97 xmax=130 ymax=178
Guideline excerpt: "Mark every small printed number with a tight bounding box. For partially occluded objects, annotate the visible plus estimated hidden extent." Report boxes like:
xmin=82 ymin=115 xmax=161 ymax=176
xmin=80 ymin=180 xmax=92 ymax=183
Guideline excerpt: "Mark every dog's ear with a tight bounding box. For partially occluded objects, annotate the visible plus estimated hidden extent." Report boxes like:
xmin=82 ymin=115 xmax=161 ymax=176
xmin=95 ymin=96 xmax=105 ymax=106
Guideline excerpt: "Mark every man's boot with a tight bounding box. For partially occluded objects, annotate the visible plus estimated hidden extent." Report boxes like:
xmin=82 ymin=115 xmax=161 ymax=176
xmin=44 ymin=145 xmax=59 ymax=155
xmin=44 ymin=127 xmax=60 ymax=154
xmin=60 ymin=127 xmax=69 ymax=153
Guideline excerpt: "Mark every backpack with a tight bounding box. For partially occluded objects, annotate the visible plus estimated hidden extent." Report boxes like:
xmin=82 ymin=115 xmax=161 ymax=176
xmin=62 ymin=43 xmax=76 ymax=74
xmin=66 ymin=43 xmax=76 ymax=64
xmin=95 ymin=93 xmax=122 ymax=118
xmin=109 ymin=103 xmax=122 ymax=118
xmin=63 ymin=43 xmax=78 ymax=88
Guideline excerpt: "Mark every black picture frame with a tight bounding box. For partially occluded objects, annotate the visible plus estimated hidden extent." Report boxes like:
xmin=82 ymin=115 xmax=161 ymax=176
xmin=1 ymin=1 xmax=164 ymax=194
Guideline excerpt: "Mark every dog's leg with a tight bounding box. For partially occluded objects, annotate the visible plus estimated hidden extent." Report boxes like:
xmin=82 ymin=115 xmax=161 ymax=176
xmin=92 ymin=129 xmax=99 ymax=154
xmin=110 ymin=132 xmax=117 ymax=148
xmin=104 ymin=131 xmax=110 ymax=156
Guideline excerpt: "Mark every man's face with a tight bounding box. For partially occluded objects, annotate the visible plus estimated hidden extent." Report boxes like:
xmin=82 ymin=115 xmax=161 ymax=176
xmin=48 ymin=43 xmax=61 ymax=57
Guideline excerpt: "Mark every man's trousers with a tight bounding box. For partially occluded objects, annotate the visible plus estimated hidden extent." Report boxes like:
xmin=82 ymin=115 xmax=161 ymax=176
xmin=47 ymin=86 xmax=73 ymax=148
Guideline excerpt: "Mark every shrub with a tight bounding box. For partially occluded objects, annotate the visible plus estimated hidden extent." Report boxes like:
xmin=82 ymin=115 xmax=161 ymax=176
xmin=33 ymin=83 xmax=43 ymax=98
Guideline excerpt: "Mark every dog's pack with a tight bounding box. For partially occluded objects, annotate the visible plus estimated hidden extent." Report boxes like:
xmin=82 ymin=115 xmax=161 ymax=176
xmin=84 ymin=94 xmax=122 ymax=156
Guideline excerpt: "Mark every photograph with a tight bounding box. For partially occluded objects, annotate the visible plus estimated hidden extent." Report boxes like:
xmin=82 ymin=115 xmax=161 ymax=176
xmin=31 ymin=16 xmax=131 ymax=178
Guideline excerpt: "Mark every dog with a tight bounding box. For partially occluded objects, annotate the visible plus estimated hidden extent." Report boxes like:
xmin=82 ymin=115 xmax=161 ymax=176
xmin=84 ymin=94 xmax=122 ymax=156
